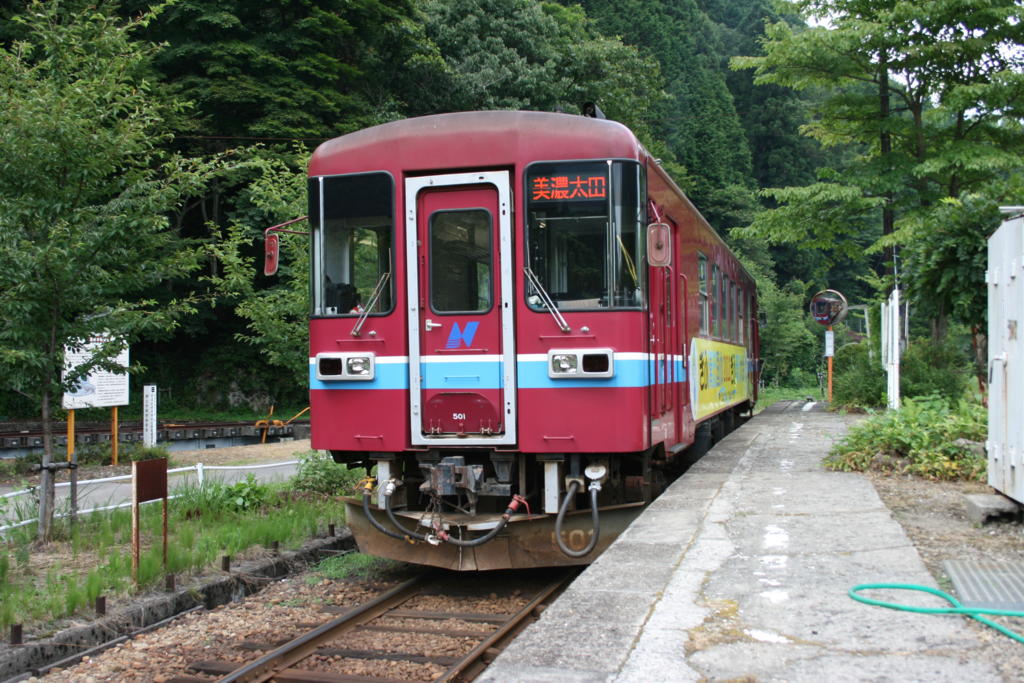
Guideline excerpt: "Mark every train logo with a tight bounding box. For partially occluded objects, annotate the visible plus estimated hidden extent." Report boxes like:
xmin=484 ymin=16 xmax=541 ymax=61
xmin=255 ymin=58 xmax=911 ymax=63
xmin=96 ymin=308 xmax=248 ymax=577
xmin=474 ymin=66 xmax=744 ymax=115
xmin=445 ymin=321 xmax=480 ymax=349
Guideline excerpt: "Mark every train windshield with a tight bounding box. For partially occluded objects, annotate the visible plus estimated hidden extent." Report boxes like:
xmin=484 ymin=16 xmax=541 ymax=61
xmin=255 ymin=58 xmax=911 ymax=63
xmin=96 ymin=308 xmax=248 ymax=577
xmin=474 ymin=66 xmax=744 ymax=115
xmin=310 ymin=172 xmax=393 ymax=316
xmin=526 ymin=160 xmax=644 ymax=311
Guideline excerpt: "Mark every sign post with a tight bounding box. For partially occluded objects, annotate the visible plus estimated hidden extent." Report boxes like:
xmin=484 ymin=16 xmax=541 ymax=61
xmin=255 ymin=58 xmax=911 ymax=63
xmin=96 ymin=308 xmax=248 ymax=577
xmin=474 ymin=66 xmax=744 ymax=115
xmin=810 ymin=290 xmax=848 ymax=402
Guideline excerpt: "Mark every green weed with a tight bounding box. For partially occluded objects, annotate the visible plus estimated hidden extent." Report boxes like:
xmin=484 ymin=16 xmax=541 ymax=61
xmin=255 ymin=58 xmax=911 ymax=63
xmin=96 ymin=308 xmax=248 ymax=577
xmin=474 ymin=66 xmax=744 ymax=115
xmin=290 ymin=450 xmax=363 ymax=496
xmin=825 ymin=396 xmax=986 ymax=480
xmin=310 ymin=553 xmax=396 ymax=582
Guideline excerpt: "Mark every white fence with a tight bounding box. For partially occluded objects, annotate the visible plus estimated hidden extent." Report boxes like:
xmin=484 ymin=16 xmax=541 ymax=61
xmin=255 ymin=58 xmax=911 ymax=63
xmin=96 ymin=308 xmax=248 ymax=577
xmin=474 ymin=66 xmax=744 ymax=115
xmin=0 ymin=459 xmax=299 ymax=536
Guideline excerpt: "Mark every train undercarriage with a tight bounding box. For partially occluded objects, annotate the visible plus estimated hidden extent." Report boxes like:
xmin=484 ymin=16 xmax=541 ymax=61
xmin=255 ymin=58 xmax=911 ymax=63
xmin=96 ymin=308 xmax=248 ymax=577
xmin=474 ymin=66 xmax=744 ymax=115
xmin=335 ymin=404 xmax=749 ymax=570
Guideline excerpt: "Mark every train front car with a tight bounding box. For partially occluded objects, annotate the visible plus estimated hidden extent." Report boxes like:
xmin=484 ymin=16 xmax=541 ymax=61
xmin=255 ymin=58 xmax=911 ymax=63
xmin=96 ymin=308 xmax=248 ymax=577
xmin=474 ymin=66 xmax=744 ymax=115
xmin=307 ymin=111 xmax=756 ymax=571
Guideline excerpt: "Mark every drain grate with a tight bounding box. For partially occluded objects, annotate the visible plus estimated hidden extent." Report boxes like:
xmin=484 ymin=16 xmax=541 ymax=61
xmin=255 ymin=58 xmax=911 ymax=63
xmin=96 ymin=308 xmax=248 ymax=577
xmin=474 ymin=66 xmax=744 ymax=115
xmin=944 ymin=560 xmax=1024 ymax=610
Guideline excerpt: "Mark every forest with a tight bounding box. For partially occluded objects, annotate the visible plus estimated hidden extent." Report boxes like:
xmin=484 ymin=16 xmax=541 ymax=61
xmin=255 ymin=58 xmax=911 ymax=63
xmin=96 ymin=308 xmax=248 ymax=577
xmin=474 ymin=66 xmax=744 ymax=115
xmin=2 ymin=0 xmax=1023 ymax=426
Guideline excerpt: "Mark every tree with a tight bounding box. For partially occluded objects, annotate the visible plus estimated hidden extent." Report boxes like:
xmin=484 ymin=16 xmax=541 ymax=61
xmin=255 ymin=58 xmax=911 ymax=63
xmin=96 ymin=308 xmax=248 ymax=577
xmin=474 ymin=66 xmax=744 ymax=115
xmin=410 ymin=0 xmax=666 ymax=138
xmin=570 ymin=0 xmax=758 ymax=228
xmin=122 ymin=0 xmax=423 ymax=143
xmin=0 ymin=1 xmax=214 ymax=540
xmin=206 ymin=151 xmax=311 ymax=388
xmin=700 ymin=0 xmax=829 ymax=191
xmin=733 ymin=0 xmax=1024 ymax=309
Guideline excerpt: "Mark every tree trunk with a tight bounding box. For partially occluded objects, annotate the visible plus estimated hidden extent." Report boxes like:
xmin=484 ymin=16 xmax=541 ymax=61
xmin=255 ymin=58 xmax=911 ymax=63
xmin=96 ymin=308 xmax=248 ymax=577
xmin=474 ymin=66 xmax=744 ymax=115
xmin=971 ymin=325 xmax=988 ymax=407
xmin=37 ymin=389 xmax=56 ymax=542
xmin=879 ymin=51 xmax=896 ymax=288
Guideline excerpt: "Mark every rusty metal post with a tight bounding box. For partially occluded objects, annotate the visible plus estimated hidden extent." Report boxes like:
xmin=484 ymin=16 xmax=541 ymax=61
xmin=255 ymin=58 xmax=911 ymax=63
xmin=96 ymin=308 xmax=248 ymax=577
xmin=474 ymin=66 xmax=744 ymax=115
xmin=95 ymin=596 xmax=106 ymax=616
xmin=222 ymin=555 xmax=231 ymax=572
xmin=328 ymin=523 xmax=336 ymax=537
xmin=10 ymin=624 xmax=22 ymax=645
xmin=166 ymin=574 xmax=175 ymax=592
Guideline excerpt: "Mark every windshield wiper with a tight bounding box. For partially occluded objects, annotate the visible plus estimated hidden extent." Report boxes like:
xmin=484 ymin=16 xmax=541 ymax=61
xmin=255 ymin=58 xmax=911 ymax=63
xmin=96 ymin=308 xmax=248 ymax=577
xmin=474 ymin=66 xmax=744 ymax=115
xmin=524 ymin=266 xmax=570 ymax=333
xmin=351 ymin=252 xmax=392 ymax=337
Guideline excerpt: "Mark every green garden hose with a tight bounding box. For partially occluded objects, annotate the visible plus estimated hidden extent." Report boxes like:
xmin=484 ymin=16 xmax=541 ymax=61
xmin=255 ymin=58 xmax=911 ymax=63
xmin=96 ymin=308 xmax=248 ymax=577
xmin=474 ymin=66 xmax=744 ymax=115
xmin=850 ymin=583 xmax=1024 ymax=644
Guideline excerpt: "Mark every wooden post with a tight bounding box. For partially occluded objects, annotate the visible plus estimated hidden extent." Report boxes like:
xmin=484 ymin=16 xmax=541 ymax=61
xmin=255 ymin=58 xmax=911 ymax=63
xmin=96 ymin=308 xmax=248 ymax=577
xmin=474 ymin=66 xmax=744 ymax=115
xmin=111 ymin=406 xmax=119 ymax=466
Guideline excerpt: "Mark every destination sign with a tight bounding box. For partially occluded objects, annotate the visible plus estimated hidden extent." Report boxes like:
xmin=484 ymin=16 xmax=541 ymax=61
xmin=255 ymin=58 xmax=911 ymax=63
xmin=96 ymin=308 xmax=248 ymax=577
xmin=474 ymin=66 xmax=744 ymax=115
xmin=529 ymin=173 xmax=607 ymax=201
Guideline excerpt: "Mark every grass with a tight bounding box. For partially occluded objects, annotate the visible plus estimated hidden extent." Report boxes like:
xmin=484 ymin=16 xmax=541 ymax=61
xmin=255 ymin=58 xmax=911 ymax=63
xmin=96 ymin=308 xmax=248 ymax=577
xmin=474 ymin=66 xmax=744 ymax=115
xmin=755 ymin=385 xmax=823 ymax=413
xmin=0 ymin=478 xmax=343 ymax=631
xmin=308 ymin=553 xmax=398 ymax=583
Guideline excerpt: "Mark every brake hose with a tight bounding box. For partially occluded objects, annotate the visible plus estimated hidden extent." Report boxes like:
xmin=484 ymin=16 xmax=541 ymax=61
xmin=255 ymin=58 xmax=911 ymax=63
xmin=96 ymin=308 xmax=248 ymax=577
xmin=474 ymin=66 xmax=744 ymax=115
xmin=381 ymin=481 xmax=430 ymax=542
xmin=366 ymin=477 xmax=528 ymax=548
xmin=849 ymin=583 xmax=1024 ymax=643
xmin=360 ymin=480 xmax=415 ymax=543
xmin=429 ymin=495 xmax=528 ymax=547
xmin=554 ymin=479 xmax=601 ymax=557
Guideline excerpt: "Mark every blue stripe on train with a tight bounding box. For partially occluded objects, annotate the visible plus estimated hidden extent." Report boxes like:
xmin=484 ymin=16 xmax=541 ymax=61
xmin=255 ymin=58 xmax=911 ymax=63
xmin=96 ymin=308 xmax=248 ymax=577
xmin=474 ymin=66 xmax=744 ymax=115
xmin=309 ymin=358 xmax=686 ymax=390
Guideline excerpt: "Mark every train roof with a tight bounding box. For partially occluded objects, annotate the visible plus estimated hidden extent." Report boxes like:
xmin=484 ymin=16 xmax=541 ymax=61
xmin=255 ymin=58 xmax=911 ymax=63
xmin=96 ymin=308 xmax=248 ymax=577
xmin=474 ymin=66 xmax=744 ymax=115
xmin=309 ymin=110 xmax=644 ymax=177
xmin=309 ymin=109 xmax=754 ymax=289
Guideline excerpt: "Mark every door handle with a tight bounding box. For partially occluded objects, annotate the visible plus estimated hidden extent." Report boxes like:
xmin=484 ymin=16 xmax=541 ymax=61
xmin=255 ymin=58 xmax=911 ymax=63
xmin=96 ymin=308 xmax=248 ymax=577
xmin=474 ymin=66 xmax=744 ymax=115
xmin=425 ymin=319 xmax=442 ymax=331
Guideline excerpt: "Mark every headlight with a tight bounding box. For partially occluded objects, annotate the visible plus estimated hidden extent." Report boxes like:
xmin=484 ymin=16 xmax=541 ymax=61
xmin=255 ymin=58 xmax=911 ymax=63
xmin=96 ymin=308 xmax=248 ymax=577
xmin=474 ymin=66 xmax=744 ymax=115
xmin=547 ymin=349 xmax=615 ymax=379
xmin=551 ymin=353 xmax=578 ymax=374
xmin=316 ymin=352 xmax=375 ymax=381
xmin=346 ymin=357 xmax=370 ymax=376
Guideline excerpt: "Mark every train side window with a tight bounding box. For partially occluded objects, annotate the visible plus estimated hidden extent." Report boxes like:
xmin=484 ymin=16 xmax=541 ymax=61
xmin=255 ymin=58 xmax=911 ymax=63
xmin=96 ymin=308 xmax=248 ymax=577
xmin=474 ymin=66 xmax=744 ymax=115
xmin=429 ymin=209 xmax=492 ymax=313
xmin=712 ymin=264 xmax=721 ymax=338
xmin=734 ymin=279 xmax=740 ymax=341
xmin=737 ymin=287 xmax=745 ymax=344
xmin=722 ymin=275 xmax=730 ymax=341
xmin=749 ymin=292 xmax=755 ymax=345
xmin=698 ymin=253 xmax=709 ymax=335
xmin=724 ymin=279 xmax=730 ymax=341
xmin=313 ymin=172 xmax=393 ymax=317
xmin=728 ymin=280 xmax=736 ymax=341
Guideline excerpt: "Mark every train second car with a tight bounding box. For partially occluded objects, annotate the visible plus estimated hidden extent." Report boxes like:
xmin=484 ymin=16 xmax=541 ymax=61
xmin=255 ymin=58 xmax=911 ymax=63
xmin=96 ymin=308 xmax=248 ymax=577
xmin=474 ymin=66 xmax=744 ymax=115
xmin=303 ymin=110 xmax=759 ymax=570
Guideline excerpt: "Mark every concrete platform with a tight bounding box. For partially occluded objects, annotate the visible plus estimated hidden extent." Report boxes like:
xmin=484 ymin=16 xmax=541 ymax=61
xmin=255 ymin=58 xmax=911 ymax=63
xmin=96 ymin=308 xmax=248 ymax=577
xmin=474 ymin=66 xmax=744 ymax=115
xmin=481 ymin=401 xmax=1001 ymax=682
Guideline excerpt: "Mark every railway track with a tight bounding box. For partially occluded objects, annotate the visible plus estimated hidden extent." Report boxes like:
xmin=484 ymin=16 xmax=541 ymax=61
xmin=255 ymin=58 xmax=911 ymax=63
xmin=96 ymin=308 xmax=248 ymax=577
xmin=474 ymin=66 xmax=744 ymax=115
xmin=178 ymin=568 xmax=576 ymax=683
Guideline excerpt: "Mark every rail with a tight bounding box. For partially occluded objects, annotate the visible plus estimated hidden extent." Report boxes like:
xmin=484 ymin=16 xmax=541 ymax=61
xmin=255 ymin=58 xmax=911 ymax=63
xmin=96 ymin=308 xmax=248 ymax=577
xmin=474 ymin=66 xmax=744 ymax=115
xmin=190 ymin=568 xmax=577 ymax=682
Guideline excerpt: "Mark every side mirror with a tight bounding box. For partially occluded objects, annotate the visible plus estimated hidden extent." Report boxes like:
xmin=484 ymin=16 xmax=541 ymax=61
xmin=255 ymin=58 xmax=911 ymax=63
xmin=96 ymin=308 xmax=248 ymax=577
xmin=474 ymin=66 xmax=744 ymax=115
xmin=647 ymin=223 xmax=671 ymax=267
xmin=261 ymin=216 xmax=309 ymax=277
xmin=264 ymin=232 xmax=280 ymax=276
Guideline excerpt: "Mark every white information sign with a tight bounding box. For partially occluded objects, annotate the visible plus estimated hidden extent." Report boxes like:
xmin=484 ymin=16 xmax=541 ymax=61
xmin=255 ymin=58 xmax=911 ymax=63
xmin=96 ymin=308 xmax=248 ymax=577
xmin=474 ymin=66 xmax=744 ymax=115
xmin=143 ymin=384 xmax=157 ymax=447
xmin=62 ymin=335 xmax=130 ymax=409
xmin=824 ymin=330 xmax=835 ymax=358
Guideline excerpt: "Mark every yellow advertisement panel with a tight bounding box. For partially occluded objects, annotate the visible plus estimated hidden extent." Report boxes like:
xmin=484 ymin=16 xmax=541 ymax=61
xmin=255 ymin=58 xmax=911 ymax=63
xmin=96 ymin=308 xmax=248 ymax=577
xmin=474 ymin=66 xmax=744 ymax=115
xmin=690 ymin=338 xmax=751 ymax=421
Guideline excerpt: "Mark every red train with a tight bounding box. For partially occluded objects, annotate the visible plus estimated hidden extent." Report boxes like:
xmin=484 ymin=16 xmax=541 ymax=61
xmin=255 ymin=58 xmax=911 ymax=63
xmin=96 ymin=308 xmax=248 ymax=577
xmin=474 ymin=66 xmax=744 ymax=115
xmin=302 ymin=110 xmax=759 ymax=570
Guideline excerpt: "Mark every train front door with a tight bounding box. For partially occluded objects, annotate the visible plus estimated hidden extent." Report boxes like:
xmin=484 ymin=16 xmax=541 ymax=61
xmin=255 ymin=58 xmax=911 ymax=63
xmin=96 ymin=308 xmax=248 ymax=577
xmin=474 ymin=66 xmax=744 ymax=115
xmin=405 ymin=172 xmax=517 ymax=446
